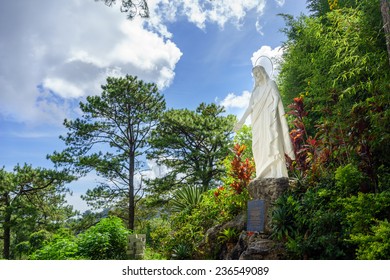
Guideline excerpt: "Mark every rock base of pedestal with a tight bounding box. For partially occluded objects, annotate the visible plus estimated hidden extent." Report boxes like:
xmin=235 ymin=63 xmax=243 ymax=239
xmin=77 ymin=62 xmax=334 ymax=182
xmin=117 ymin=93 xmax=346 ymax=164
xmin=248 ymin=177 xmax=289 ymax=234
xmin=199 ymin=178 xmax=291 ymax=260
xmin=224 ymin=177 xmax=289 ymax=260
xmin=224 ymin=231 xmax=285 ymax=260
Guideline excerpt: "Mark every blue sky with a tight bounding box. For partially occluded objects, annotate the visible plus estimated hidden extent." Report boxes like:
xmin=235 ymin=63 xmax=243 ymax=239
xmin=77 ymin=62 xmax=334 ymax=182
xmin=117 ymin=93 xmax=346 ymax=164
xmin=0 ymin=0 xmax=308 ymax=212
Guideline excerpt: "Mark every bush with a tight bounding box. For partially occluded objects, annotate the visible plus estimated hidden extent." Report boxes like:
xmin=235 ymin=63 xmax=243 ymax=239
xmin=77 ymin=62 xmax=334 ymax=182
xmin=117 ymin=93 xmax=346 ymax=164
xmin=28 ymin=217 xmax=131 ymax=260
xmin=272 ymin=177 xmax=354 ymax=259
xmin=335 ymin=164 xmax=364 ymax=196
xmin=145 ymin=217 xmax=172 ymax=255
xmin=351 ymin=220 xmax=390 ymax=260
xmin=77 ymin=216 xmax=130 ymax=260
xmin=28 ymin=230 xmax=51 ymax=251
xmin=30 ymin=231 xmax=79 ymax=260
xmin=143 ymin=247 xmax=167 ymax=260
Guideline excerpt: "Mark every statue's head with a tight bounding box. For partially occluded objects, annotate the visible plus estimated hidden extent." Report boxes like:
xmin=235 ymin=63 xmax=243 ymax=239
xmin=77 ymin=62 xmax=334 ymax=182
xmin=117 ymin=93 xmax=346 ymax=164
xmin=252 ymin=65 xmax=269 ymax=84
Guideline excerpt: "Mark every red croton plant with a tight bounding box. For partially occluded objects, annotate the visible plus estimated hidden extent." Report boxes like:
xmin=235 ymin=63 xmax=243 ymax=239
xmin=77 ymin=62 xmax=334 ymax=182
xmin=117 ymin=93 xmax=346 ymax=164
xmin=286 ymin=97 xmax=330 ymax=181
xmin=285 ymin=95 xmax=368 ymax=183
xmin=230 ymin=143 xmax=255 ymax=194
xmin=214 ymin=143 xmax=255 ymax=198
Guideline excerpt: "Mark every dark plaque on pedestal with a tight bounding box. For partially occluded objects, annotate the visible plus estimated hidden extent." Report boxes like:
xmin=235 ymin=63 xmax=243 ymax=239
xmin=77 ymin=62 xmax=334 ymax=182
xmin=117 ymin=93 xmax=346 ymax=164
xmin=247 ymin=199 xmax=265 ymax=232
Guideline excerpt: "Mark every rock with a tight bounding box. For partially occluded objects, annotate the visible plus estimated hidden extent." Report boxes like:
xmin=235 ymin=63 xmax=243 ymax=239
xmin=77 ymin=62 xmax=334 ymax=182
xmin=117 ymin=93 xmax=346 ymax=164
xmin=224 ymin=231 xmax=286 ymax=260
xmin=248 ymin=177 xmax=289 ymax=201
xmin=198 ymin=213 xmax=246 ymax=259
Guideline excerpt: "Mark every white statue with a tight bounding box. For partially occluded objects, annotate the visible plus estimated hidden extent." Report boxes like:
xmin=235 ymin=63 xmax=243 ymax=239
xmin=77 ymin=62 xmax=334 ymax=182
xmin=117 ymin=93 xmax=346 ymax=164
xmin=234 ymin=65 xmax=295 ymax=178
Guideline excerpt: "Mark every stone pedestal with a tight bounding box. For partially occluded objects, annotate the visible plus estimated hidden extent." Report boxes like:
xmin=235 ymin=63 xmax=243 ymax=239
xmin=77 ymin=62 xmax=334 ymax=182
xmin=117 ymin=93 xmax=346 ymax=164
xmin=248 ymin=177 xmax=289 ymax=234
xmin=127 ymin=234 xmax=146 ymax=259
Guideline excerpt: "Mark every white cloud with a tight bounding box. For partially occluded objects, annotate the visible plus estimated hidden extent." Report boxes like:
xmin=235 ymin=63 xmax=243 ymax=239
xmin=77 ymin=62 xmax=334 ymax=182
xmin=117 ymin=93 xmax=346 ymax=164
xmin=66 ymin=192 xmax=89 ymax=213
xmin=0 ymin=0 xmax=182 ymax=125
xmin=220 ymin=91 xmax=251 ymax=109
xmin=251 ymin=45 xmax=284 ymax=77
xmin=149 ymin=0 xmax=266 ymax=30
xmin=43 ymin=78 xmax=84 ymax=99
xmin=275 ymin=0 xmax=286 ymax=7
xmin=219 ymin=90 xmax=252 ymax=125
xmin=255 ymin=20 xmax=264 ymax=35
xmin=137 ymin=159 xmax=169 ymax=182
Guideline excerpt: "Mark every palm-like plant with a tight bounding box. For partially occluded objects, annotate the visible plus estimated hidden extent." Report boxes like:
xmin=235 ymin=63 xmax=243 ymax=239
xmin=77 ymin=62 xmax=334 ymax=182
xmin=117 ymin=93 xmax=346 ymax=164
xmin=170 ymin=186 xmax=203 ymax=213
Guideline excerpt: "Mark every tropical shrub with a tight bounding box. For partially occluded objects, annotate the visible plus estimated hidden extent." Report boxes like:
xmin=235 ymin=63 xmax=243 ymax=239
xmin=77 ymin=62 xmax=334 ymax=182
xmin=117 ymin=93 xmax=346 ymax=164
xmin=171 ymin=243 xmax=194 ymax=260
xmin=146 ymin=217 xmax=172 ymax=251
xmin=170 ymin=186 xmax=203 ymax=213
xmin=30 ymin=229 xmax=79 ymax=260
xmin=351 ymin=220 xmax=390 ymax=260
xmin=77 ymin=216 xmax=130 ymax=260
xmin=335 ymin=164 xmax=364 ymax=195
xmin=218 ymin=228 xmax=240 ymax=244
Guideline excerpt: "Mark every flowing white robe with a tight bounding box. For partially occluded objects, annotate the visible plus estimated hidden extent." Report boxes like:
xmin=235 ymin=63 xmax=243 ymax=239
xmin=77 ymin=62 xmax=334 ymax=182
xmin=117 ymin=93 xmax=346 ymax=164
xmin=235 ymin=68 xmax=295 ymax=179
xmin=249 ymin=80 xmax=295 ymax=178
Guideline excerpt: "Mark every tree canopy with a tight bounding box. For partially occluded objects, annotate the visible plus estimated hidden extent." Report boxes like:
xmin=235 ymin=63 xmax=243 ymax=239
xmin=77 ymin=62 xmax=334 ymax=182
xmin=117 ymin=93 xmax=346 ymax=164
xmin=0 ymin=164 xmax=74 ymax=259
xmin=49 ymin=75 xmax=165 ymax=230
xmin=146 ymin=103 xmax=236 ymax=203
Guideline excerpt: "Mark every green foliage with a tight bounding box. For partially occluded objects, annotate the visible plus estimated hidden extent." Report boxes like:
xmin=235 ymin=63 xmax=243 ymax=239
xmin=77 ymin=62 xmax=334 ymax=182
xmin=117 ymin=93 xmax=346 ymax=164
xmin=171 ymin=243 xmax=193 ymax=260
xmin=351 ymin=220 xmax=390 ymax=260
xmin=306 ymin=0 xmax=360 ymax=17
xmin=342 ymin=191 xmax=390 ymax=235
xmin=170 ymin=186 xmax=203 ymax=213
xmin=77 ymin=216 xmax=130 ymax=260
xmin=147 ymin=102 xmax=235 ymax=200
xmin=155 ymin=138 xmax=254 ymax=259
xmin=14 ymin=242 xmax=30 ymax=259
xmin=270 ymin=195 xmax=297 ymax=241
xmin=279 ymin=5 xmax=389 ymax=177
xmin=28 ymin=216 xmax=131 ymax=260
xmin=144 ymin=218 xmax=172 ymax=252
xmin=67 ymin=210 xmax=107 ymax=234
xmin=31 ymin=238 xmax=79 ymax=260
xmin=143 ymin=247 xmax=167 ymax=260
xmin=217 ymin=228 xmax=239 ymax=244
xmin=231 ymin=124 xmax=253 ymax=159
xmin=30 ymin=230 xmax=79 ymax=260
xmin=145 ymin=191 xmax=228 ymax=259
xmin=28 ymin=230 xmax=51 ymax=251
xmin=335 ymin=164 xmax=364 ymax=195
xmin=272 ymin=178 xmax=353 ymax=259
xmin=0 ymin=164 xmax=75 ymax=259
xmin=272 ymin=1 xmax=390 ymax=259
xmin=272 ymin=177 xmax=390 ymax=259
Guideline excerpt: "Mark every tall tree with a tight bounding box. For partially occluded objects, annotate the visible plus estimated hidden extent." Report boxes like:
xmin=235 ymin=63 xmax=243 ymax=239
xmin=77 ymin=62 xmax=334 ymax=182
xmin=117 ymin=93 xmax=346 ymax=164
xmin=0 ymin=164 xmax=74 ymax=259
xmin=49 ymin=75 xmax=165 ymax=230
xmin=147 ymin=103 xmax=235 ymax=203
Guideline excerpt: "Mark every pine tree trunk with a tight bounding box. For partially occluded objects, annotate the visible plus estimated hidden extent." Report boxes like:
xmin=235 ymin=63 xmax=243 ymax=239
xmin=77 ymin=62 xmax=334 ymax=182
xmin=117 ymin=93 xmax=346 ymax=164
xmin=381 ymin=0 xmax=390 ymax=66
xmin=128 ymin=150 xmax=135 ymax=231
